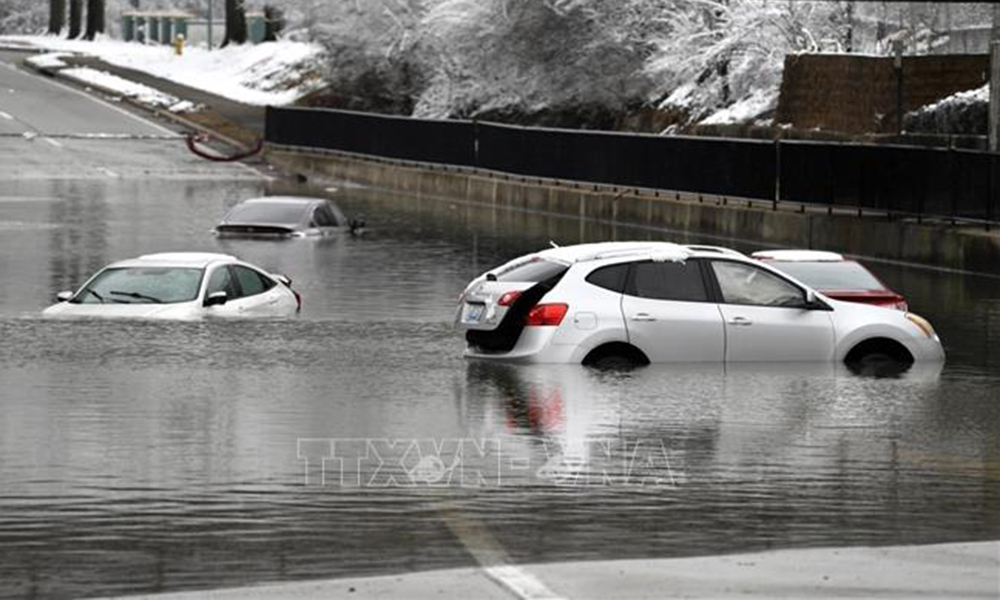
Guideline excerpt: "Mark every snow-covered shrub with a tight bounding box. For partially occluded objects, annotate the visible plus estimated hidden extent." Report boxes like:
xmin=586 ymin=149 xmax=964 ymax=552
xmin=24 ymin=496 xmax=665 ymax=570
xmin=280 ymin=0 xmax=424 ymax=114
xmin=0 ymin=0 xmax=50 ymax=34
xmin=413 ymin=0 xmax=667 ymax=125
xmin=646 ymin=0 xmax=851 ymax=127
xmin=904 ymin=85 xmax=987 ymax=135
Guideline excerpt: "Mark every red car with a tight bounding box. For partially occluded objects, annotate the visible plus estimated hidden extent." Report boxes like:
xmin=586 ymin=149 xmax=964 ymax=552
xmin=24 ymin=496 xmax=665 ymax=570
xmin=752 ymin=250 xmax=908 ymax=311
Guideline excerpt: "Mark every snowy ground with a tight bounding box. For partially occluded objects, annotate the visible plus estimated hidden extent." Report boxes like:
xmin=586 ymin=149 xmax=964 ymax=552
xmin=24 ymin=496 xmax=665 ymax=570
xmin=0 ymin=35 xmax=325 ymax=106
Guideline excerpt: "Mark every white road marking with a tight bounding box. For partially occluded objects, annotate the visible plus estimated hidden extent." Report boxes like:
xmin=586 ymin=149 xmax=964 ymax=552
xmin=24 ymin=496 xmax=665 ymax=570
xmin=442 ymin=509 xmax=565 ymax=600
xmin=0 ymin=110 xmax=12 ymax=120
xmin=97 ymin=167 xmax=119 ymax=178
xmin=43 ymin=137 xmax=63 ymax=148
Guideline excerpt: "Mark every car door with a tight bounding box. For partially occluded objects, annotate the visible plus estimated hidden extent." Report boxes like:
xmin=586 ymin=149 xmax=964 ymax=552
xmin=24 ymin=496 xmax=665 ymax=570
xmin=231 ymin=265 xmax=288 ymax=315
xmin=202 ymin=264 xmax=244 ymax=317
xmin=708 ymin=260 xmax=835 ymax=362
xmin=620 ymin=259 xmax=725 ymax=362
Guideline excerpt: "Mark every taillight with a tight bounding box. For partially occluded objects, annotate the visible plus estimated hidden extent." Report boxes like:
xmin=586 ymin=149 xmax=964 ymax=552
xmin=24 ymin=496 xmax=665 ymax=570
xmin=292 ymin=289 xmax=302 ymax=311
xmin=498 ymin=290 xmax=521 ymax=306
xmin=525 ymin=303 xmax=568 ymax=326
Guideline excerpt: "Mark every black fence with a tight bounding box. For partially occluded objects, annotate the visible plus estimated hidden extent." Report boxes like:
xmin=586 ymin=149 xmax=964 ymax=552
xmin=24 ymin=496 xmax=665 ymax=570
xmin=266 ymin=106 xmax=998 ymax=224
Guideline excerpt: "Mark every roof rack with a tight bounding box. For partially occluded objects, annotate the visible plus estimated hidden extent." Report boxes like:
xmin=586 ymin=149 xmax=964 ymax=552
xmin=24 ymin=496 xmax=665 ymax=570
xmin=684 ymin=245 xmax=745 ymax=257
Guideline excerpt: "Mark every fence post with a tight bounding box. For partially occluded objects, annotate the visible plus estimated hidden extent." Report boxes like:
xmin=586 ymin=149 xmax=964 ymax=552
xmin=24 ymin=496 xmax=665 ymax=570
xmin=949 ymin=144 xmax=957 ymax=225
xmin=773 ymin=139 xmax=781 ymax=211
xmin=473 ymin=119 xmax=480 ymax=168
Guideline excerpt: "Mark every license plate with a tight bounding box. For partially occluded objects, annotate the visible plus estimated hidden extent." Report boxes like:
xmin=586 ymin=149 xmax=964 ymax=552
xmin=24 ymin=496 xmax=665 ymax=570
xmin=464 ymin=303 xmax=485 ymax=324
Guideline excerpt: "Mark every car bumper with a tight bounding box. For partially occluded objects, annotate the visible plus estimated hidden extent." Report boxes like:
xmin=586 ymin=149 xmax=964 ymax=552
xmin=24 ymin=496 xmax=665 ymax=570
xmin=464 ymin=327 xmax=579 ymax=363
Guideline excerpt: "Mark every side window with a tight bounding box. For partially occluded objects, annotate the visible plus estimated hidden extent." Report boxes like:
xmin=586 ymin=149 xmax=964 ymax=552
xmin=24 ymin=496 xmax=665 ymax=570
xmin=585 ymin=264 xmax=628 ymax=293
xmin=313 ymin=204 xmax=337 ymax=227
xmin=711 ymin=261 xmax=804 ymax=307
xmin=233 ymin=266 xmax=267 ymax=297
xmin=257 ymin=271 xmax=276 ymax=292
xmin=628 ymin=260 xmax=708 ymax=302
xmin=205 ymin=266 xmax=240 ymax=299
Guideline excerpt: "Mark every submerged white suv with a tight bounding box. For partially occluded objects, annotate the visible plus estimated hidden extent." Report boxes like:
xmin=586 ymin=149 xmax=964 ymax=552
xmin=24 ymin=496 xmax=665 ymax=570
xmin=456 ymin=242 xmax=944 ymax=368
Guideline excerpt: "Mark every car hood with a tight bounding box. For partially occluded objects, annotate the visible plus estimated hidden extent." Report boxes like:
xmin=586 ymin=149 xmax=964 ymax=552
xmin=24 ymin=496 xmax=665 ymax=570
xmin=42 ymin=301 xmax=199 ymax=319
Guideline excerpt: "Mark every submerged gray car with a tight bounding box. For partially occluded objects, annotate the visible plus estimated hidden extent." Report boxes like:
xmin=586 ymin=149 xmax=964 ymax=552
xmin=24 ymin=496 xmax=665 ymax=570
xmin=215 ymin=196 xmax=363 ymax=238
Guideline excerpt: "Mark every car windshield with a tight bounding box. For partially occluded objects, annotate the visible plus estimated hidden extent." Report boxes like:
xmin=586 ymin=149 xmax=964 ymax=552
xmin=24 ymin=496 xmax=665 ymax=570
xmin=495 ymin=258 xmax=567 ymax=282
xmin=72 ymin=267 xmax=204 ymax=304
xmin=224 ymin=202 xmax=308 ymax=226
xmin=768 ymin=261 xmax=886 ymax=291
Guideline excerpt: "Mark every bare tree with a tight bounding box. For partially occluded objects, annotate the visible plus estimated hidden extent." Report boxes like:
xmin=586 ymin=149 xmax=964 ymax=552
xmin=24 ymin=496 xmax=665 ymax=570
xmin=67 ymin=0 xmax=82 ymax=38
xmin=222 ymin=0 xmax=247 ymax=46
xmin=83 ymin=0 xmax=104 ymax=39
xmin=49 ymin=0 xmax=66 ymax=34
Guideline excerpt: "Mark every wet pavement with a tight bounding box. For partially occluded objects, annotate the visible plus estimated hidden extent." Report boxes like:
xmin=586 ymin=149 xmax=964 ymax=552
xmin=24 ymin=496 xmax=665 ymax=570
xmin=1 ymin=51 xmax=999 ymax=600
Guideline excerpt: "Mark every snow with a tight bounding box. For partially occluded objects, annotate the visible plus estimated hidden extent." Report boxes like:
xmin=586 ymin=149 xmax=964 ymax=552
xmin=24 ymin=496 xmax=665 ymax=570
xmin=699 ymin=89 xmax=778 ymax=126
xmin=60 ymin=66 xmax=197 ymax=113
xmin=0 ymin=35 xmax=324 ymax=106
xmin=25 ymin=52 xmax=71 ymax=69
xmin=920 ymin=84 xmax=988 ymax=113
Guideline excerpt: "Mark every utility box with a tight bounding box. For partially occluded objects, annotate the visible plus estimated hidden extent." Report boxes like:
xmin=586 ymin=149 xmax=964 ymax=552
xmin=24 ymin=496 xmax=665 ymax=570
xmin=122 ymin=11 xmax=193 ymax=44
xmin=247 ymin=11 xmax=266 ymax=43
xmin=148 ymin=15 xmax=160 ymax=42
xmin=122 ymin=13 xmax=135 ymax=41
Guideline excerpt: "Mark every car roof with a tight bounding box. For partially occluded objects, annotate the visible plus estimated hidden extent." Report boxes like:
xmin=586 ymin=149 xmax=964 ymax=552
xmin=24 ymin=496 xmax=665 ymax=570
xmin=532 ymin=242 xmax=746 ymax=265
xmin=751 ymin=249 xmax=845 ymax=262
xmin=239 ymin=196 xmax=324 ymax=206
xmin=110 ymin=252 xmax=238 ymax=269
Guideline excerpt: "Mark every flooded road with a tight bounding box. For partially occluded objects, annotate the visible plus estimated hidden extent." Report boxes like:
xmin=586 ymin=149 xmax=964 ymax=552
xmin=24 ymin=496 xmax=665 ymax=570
xmin=0 ymin=174 xmax=998 ymax=599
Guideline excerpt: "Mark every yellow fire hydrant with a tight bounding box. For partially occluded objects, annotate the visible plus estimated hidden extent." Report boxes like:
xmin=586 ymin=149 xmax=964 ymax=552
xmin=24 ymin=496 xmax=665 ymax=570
xmin=174 ymin=33 xmax=185 ymax=56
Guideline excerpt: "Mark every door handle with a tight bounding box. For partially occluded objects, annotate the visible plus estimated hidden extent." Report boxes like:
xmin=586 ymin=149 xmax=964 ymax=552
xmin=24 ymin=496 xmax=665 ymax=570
xmin=630 ymin=313 xmax=657 ymax=322
xmin=727 ymin=316 xmax=753 ymax=326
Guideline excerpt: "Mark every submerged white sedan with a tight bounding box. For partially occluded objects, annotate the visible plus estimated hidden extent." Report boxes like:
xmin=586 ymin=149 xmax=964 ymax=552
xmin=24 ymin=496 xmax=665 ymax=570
xmin=456 ymin=242 xmax=944 ymax=370
xmin=43 ymin=252 xmax=301 ymax=319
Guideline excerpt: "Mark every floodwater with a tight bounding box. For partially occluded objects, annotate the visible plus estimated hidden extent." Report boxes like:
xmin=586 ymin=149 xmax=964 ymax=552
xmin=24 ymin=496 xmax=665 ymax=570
xmin=0 ymin=176 xmax=998 ymax=599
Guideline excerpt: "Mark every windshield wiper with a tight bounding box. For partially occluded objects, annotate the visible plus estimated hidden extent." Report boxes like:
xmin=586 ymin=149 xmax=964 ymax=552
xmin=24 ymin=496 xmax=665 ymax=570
xmin=81 ymin=289 xmax=104 ymax=304
xmin=109 ymin=290 xmax=163 ymax=304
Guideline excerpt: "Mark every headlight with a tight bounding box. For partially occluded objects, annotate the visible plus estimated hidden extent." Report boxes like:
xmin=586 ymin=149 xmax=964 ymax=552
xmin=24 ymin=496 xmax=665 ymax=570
xmin=905 ymin=313 xmax=936 ymax=339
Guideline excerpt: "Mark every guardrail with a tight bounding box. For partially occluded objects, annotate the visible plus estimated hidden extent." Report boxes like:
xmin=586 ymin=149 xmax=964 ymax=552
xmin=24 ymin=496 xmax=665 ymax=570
xmin=266 ymin=106 xmax=998 ymax=226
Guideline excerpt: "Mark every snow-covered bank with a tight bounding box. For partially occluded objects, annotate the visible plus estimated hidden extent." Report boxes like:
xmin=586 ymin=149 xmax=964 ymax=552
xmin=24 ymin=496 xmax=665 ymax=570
xmin=0 ymin=35 xmax=324 ymax=106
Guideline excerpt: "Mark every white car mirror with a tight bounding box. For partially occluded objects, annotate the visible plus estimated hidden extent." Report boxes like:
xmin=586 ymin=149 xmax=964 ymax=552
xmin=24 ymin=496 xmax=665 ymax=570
xmin=56 ymin=291 xmax=74 ymax=302
xmin=204 ymin=291 xmax=228 ymax=307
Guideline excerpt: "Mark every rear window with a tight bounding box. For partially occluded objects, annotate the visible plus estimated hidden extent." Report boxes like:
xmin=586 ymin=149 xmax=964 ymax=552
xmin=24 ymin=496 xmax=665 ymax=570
xmin=585 ymin=264 xmax=628 ymax=293
xmin=225 ymin=202 xmax=308 ymax=226
xmin=495 ymin=259 xmax=567 ymax=283
xmin=769 ymin=261 xmax=886 ymax=291
xmin=627 ymin=261 xmax=708 ymax=302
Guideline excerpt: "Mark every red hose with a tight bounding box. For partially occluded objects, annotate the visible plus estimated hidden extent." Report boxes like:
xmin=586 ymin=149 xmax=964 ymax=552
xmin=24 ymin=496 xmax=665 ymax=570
xmin=185 ymin=132 xmax=263 ymax=162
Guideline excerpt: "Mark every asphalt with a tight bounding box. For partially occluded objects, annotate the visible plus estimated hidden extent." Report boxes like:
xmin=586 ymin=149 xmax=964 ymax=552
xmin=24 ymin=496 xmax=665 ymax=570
xmin=0 ymin=50 xmax=260 ymax=181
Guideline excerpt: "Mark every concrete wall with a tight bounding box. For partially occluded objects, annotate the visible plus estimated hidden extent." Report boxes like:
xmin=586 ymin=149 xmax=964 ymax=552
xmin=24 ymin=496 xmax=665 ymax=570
xmin=776 ymin=54 xmax=989 ymax=134
xmin=266 ymin=146 xmax=1000 ymax=275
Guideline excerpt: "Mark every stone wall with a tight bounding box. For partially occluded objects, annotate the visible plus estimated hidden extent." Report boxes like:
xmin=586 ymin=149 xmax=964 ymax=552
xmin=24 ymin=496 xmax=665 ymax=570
xmin=776 ymin=54 xmax=989 ymax=134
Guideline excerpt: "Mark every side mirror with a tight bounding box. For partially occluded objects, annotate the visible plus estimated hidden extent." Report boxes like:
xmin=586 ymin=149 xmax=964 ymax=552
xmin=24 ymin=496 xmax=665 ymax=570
xmin=802 ymin=289 xmax=831 ymax=310
xmin=204 ymin=291 xmax=228 ymax=307
xmin=272 ymin=274 xmax=292 ymax=286
xmin=56 ymin=291 xmax=74 ymax=302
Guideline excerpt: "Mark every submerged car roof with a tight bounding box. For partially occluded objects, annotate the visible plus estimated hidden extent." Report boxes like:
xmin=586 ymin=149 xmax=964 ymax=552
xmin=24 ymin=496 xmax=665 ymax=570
xmin=240 ymin=196 xmax=323 ymax=205
xmin=111 ymin=252 xmax=238 ymax=269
